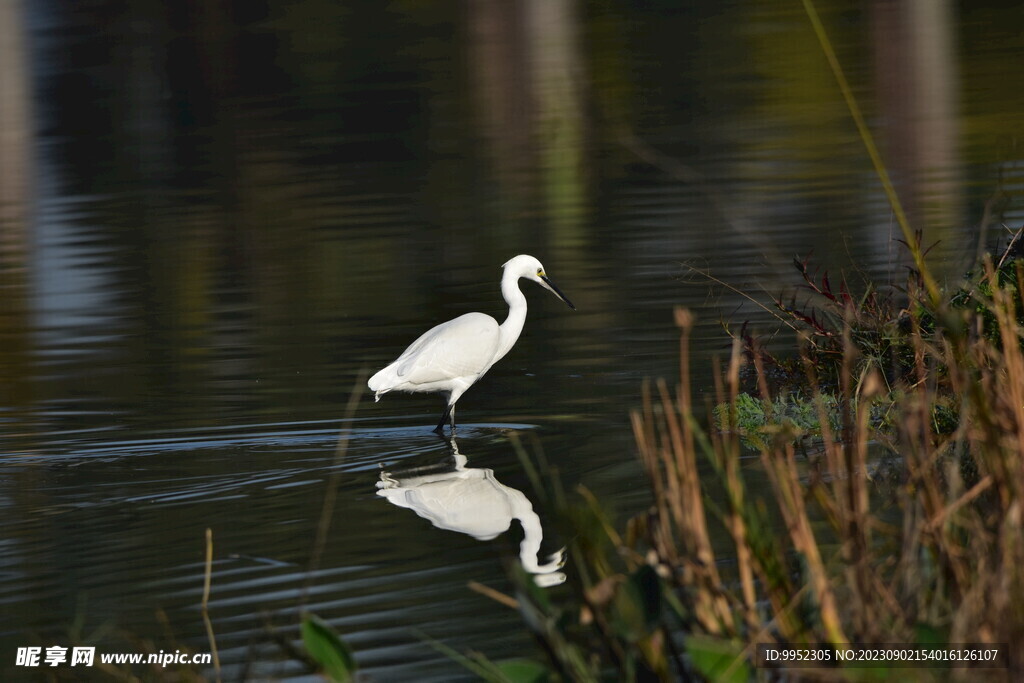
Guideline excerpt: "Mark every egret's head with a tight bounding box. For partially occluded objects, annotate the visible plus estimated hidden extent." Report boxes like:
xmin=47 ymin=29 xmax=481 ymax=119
xmin=502 ymin=254 xmax=575 ymax=310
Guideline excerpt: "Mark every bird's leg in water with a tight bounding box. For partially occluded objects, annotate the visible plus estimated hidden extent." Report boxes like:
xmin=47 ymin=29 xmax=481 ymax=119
xmin=434 ymin=403 xmax=452 ymax=435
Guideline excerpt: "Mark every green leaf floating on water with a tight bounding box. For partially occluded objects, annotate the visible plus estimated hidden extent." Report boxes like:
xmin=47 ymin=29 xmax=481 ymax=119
xmin=301 ymin=613 xmax=356 ymax=682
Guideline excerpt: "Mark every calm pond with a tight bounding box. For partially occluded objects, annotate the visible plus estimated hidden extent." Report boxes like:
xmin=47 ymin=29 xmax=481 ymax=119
xmin=2 ymin=0 xmax=1023 ymax=680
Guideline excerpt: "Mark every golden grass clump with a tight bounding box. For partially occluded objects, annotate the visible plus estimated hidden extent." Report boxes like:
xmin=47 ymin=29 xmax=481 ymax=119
xmin=624 ymin=266 xmax=1024 ymax=680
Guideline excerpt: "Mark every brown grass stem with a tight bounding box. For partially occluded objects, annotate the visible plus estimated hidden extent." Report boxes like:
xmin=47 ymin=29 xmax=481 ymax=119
xmin=303 ymin=369 xmax=368 ymax=607
xmin=467 ymin=581 xmax=520 ymax=610
xmin=201 ymin=527 xmax=221 ymax=682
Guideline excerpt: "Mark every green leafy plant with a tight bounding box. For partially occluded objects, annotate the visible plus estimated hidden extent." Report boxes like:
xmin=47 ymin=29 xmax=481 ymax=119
xmin=301 ymin=613 xmax=357 ymax=683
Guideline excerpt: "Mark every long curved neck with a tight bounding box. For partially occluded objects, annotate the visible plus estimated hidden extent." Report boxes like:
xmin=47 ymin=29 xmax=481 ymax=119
xmin=495 ymin=270 xmax=527 ymax=362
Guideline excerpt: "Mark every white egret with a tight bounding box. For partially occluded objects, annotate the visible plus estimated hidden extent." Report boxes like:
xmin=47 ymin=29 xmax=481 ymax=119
xmin=368 ymin=254 xmax=575 ymax=433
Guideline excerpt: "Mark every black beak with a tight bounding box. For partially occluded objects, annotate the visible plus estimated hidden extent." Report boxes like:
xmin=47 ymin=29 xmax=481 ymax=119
xmin=540 ymin=275 xmax=576 ymax=310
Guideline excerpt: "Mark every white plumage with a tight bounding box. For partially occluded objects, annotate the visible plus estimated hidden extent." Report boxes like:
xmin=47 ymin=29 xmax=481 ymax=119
xmin=368 ymin=255 xmax=575 ymax=433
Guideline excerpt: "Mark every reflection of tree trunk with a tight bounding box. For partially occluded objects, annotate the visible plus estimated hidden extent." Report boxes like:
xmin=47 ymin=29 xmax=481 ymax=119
xmin=0 ymin=0 xmax=33 ymax=420
xmin=464 ymin=0 xmax=588 ymax=246
xmin=870 ymin=0 xmax=962 ymax=273
xmin=527 ymin=0 xmax=586 ymax=243
xmin=466 ymin=0 xmax=538 ymax=205
xmin=0 ymin=0 xmax=31 ymax=267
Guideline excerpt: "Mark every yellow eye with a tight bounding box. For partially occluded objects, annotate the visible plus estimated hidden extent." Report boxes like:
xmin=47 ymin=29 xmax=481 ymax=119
xmin=537 ymin=269 xmax=544 ymax=276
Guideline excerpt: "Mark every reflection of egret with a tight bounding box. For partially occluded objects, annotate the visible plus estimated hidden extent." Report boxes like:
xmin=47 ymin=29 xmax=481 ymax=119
xmin=368 ymin=255 xmax=575 ymax=434
xmin=376 ymin=436 xmax=566 ymax=586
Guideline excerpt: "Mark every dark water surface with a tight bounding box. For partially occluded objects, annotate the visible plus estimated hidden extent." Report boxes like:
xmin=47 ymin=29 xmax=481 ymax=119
xmin=3 ymin=0 xmax=1023 ymax=679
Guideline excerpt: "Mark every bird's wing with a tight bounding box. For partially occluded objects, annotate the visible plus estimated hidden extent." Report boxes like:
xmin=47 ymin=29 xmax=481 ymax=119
xmin=394 ymin=313 xmax=500 ymax=385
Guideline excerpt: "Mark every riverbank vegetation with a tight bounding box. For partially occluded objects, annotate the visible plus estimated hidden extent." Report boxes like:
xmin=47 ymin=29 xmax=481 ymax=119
xmin=462 ymin=239 xmax=1024 ymax=682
